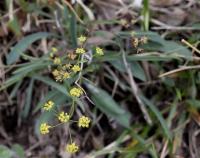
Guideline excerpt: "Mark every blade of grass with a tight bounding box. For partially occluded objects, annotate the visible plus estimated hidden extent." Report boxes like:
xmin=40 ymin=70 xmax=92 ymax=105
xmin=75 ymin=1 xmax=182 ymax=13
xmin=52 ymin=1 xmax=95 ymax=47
xmin=21 ymin=79 xmax=34 ymax=118
xmin=142 ymin=0 xmax=150 ymax=31
xmin=140 ymin=95 xmax=172 ymax=140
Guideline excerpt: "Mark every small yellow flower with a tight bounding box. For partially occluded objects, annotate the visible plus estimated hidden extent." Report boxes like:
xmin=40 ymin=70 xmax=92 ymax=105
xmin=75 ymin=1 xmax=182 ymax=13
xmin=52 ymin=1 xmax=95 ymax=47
xmin=52 ymin=70 xmax=71 ymax=82
xmin=132 ymin=38 xmax=139 ymax=48
xmin=51 ymin=47 xmax=58 ymax=53
xmin=40 ymin=123 xmax=51 ymax=134
xmin=52 ymin=69 xmax=59 ymax=77
xmin=50 ymin=52 xmax=54 ymax=58
xmin=66 ymin=142 xmax=79 ymax=153
xmin=50 ymin=47 xmax=58 ymax=58
xmin=120 ymin=19 xmax=128 ymax=26
xmin=96 ymin=47 xmax=104 ymax=55
xmin=70 ymin=87 xmax=83 ymax=97
xmin=62 ymin=64 xmax=72 ymax=70
xmin=78 ymin=116 xmax=91 ymax=128
xmin=67 ymin=53 xmax=77 ymax=60
xmin=53 ymin=57 xmax=61 ymax=65
xmin=72 ymin=65 xmax=81 ymax=73
xmin=131 ymin=31 xmax=136 ymax=37
xmin=55 ymin=75 xmax=62 ymax=82
xmin=43 ymin=100 xmax=54 ymax=111
xmin=140 ymin=36 xmax=148 ymax=44
xmin=62 ymin=71 xmax=71 ymax=79
xmin=78 ymin=35 xmax=86 ymax=43
xmin=75 ymin=48 xmax=86 ymax=54
xmin=58 ymin=111 xmax=70 ymax=123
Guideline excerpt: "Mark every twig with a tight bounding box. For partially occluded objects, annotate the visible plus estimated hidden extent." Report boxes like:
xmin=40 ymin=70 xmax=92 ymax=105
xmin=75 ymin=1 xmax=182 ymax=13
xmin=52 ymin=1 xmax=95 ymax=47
xmin=75 ymin=54 xmax=95 ymax=105
xmin=151 ymin=19 xmax=200 ymax=31
xmin=122 ymin=50 xmax=152 ymax=125
xmin=159 ymin=65 xmax=200 ymax=78
xmin=104 ymin=65 xmax=119 ymax=97
xmin=160 ymin=140 xmax=169 ymax=158
xmin=181 ymin=39 xmax=200 ymax=55
xmin=62 ymin=0 xmax=84 ymax=25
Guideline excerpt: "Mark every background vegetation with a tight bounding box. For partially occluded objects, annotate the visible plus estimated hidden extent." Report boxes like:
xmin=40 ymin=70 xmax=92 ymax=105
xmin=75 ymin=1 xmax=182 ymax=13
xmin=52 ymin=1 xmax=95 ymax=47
xmin=1 ymin=0 xmax=200 ymax=157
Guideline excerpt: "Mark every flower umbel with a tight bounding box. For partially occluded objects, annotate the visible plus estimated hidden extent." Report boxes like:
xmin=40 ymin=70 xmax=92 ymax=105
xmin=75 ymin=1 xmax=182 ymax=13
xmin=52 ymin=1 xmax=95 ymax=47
xmin=72 ymin=65 xmax=81 ymax=73
xmin=78 ymin=116 xmax=91 ymax=128
xmin=62 ymin=71 xmax=70 ymax=80
xmin=75 ymin=48 xmax=86 ymax=54
xmin=78 ymin=35 xmax=86 ymax=43
xmin=58 ymin=111 xmax=70 ymax=123
xmin=40 ymin=123 xmax=51 ymax=134
xmin=66 ymin=142 xmax=79 ymax=153
xmin=96 ymin=47 xmax=104 ymax=55
xmin=70 ymin=87 xmax=83 ymax=97
xmin=53 ymin=57 xmax=61 ymax=65
xmin=52 ymin=69 xmax=59 ymax=77
xmin=140 ymin=36 xmax=148 ymax=44
xmin=52 ymin=69 xmax=70 ymax=82
xmin=43 ymin=100 xmax=54 ymax=111
xmin=51 ymin=47 xmax=58 ymax=53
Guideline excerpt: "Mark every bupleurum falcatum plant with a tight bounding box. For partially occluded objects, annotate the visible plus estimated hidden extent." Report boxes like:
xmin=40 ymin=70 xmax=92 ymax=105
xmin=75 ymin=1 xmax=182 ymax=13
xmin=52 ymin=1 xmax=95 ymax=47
xmin=39 ymin=35 xmax=104 ymax=154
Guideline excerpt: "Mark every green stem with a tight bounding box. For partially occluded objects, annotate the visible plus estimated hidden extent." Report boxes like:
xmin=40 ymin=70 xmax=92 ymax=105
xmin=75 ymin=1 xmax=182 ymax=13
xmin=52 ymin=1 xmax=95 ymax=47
xmin=69 ymin=98 xmax=76 ymax=117
xmin=51 ymin=122 xmax=64 ymax=128
xmin=68 ymin=128 xmax=73 ymax=143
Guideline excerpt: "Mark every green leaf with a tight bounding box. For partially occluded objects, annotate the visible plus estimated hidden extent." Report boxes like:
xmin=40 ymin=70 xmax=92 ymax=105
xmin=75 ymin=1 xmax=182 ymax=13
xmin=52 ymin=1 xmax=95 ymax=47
xmin=186 ymin=99 xmax=200 ymax=109
xmin=0 ymin=145 xmax=13 ymax=158
xmin=140 ymin=96 xmax=172 ymax=140
xmin=7 ymin=32 xmax=53 ymax=64
xmin=10 ymin=81 xmax=22 ymax=99
xmin=0 ymin=74 xmax=24 ymax=91
xmin=94 ymin=51 xmax=121 ymax=62
xmin=21 ymin=79 xmax=34 ymax=118
xmin=162 ymin=41 xmax=192 ymax=57
xmin=128 ymin=53 xmax=179 ymax=61
xmin=70 ymin=13 xmax=77 ymax=48
xmin=7 ymin=16 xmax=21 ymax=36
xmin=13 ymin=60 xmax=51 ymax=75
xmin=33 ymin=75 xmax=69 ymax=96
xmin=86 ymin=83 xmax=131 ymax=128
xmin=12 ymin=144 xmax=25 ymax=158
xmin=110 ymin=59 xmax=146 ymax=81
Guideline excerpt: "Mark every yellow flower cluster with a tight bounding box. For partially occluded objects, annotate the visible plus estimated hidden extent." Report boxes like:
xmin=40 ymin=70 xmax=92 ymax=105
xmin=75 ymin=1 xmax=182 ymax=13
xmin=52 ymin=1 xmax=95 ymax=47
xmin=58 ymin=111 xmax=70 ymax=123
xmin=52 ymin=47 xmax=58 ymax=53
xmin=78 ymin=116 xmax=91 ymax=128
xmin=43 ymin=100 xmax=54 ymax=111
xmin=72 ymin=65 xmax=81 ymax=73
xmin=131 ymin=36 xmax=148 ymax=48
xmin=76 ymin=48 xmax=86 ymax=54
xmin=78 ymin=35 xmax=86 ymax=43
xmin=53 ymin=57 xmax=61 ymax=65
xmin=50 ymin=47 xmax=58 ymax=58
xmin=40 ymin=123 xmax=51 ymax=134
xmin=52 ymin=69 xmax=70 ymax=82
xmin=96 ymin=47 xmax=104 ymax=55
xmin=66 ymin=142 xmax=79 ymax=153
xmin=70 ymin=87 xmax=83 ymax=97
xmin=43 ymin=35 xmax=102 ymax=154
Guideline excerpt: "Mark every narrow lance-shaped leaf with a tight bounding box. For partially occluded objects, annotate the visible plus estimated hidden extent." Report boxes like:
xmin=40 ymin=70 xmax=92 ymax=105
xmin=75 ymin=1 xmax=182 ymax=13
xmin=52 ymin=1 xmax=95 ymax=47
xmin=86 ymin=82 xmax=131 ymax=128
xmin=7 ymin=32 xmax=53 ymax=64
